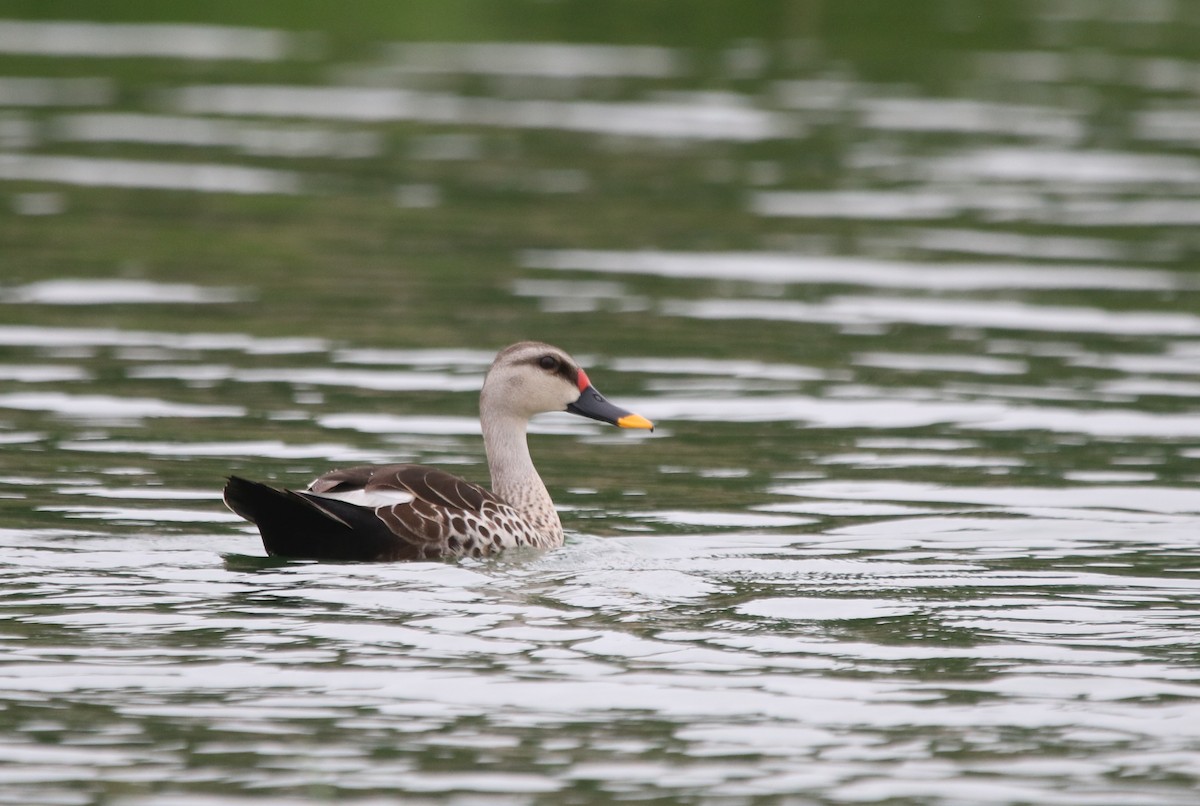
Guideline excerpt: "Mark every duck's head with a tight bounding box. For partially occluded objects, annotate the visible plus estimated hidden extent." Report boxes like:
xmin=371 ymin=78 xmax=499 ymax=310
xmin=481 ymin=341 xmax=653 ymax=430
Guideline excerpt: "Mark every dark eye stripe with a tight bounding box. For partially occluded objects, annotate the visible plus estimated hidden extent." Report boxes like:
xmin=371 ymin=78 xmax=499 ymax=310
xmin=524 ymin=354 xmax=577 ymax=384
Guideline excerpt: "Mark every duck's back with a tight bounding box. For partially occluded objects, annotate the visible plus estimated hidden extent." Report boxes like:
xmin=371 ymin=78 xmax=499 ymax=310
xmin=224 ymin=464 xmax=547 ymax=562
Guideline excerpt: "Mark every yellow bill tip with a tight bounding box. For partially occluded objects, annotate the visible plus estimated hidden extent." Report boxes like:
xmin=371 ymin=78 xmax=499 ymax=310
xmin=617 ymin=413 xmax=654 ymax=431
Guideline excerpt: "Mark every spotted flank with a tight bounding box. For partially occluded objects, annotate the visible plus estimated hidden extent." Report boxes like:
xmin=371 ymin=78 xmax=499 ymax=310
xmin=318 ymin=465 xmax=548 ymax=557
xmin=223 ymin=341 xmax=654 ymax=562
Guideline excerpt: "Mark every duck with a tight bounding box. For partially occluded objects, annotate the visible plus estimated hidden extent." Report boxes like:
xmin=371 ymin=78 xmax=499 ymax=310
xmin=223 ymin=341 xmax=654 ymax=561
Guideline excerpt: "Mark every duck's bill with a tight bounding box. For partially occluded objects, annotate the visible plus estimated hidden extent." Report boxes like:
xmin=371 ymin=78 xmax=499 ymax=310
xmin=615 ymin=412 xmax=655 ymax=430
xmin=567 ymin=386 xmax=654 ymax=430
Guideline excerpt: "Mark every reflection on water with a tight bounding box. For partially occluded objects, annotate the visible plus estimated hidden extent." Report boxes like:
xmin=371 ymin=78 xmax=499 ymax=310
xmin=665 ymin=295 xmax=1200 ymax=335
xmin=0 ymin=153 xmax=302 ymax=194
xmin=4 ymin=2 xmax=1200 ymax=804
xmin=0 ymin=76 xmax=113 ymax=106
xmin=522 ymin=248 xmax=1184 ymax=290
xmin=2 ymin=279 xmax=247 ymax=305
xmin=174 ymin=83 xmax=797 ymax=141
xmin=0 ymin=325 xmax=327 ymax=353
xmin=0 ymin=391 xmax=244 ymax=420
xmin=0 ymin=20 xmax=300 ymax=61
xmin=383 ymin=42 xmax=684 ymax=78
xmin=53 ymin=113 xmax=382 ymax=159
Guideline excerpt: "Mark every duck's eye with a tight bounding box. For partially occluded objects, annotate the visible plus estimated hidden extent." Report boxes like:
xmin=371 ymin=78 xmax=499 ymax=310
xmin=539 ymin=355 xmax=559 ymax=371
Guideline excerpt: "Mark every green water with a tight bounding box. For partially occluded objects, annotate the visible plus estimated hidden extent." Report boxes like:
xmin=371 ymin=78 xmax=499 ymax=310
xmin=2 ymin=2 xmax=1200 ymax=804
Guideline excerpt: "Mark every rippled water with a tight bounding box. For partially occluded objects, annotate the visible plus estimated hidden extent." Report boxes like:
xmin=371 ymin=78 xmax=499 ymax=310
xmin=4 ymin=3 xmax=1200 ymax=804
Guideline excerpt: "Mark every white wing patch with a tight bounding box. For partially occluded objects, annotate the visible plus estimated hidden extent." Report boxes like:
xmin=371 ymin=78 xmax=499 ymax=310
xmin=306 ymin=488 xmax=416 ymax=508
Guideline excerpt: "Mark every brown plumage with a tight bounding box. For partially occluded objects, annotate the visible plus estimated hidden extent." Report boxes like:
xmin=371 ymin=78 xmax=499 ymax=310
xmin=223 ymin=342 xmax=653 ymax=562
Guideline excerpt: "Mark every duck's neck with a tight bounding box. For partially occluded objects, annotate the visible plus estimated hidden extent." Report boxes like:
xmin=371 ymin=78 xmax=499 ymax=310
xmin=481 ymin=409 xmax=563 ymax=547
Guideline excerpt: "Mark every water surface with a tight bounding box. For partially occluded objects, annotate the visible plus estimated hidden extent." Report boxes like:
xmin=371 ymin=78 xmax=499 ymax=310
xmin=2 ymin=3 xmax=1200 ymax=804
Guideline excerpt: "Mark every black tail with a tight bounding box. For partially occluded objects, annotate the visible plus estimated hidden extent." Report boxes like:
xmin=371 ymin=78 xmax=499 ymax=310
xmin=223 ymin=476 xmax=403 ymax=562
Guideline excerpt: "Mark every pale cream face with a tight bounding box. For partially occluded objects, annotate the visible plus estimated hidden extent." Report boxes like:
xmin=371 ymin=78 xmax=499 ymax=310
xmin=480 ymin=342 xmax=583 ymax=420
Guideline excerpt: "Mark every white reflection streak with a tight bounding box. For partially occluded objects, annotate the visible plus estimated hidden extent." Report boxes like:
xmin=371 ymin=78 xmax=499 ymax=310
xmin=0 ymin=76 xmax=113 ymax=106
xmin=0 ymin=365 xmax=89 ymax=382
xmin=752 ymin=190 xmax=961 ymax=220
xmin=612 ymin=357 xmax=825 ymax=382
xmin=1135 ymin=108 xmax=1200 ymax=144
xmin=59 ymin=439 xmax=378 ymax=461
xmin=387 ymin=42 xmax=683 ymax=78
xmin=907 ymin=228 xmax=1124 ymax=262
xmin=928 ymin=147 xmax=1200 ymax=185
xmin=625 ymin=394 xmax=1200 ymax=437
xmin=854 ymin=352 xmax=1028 ymax=376
xmin=859 ymin=97 xmax=1082 ymax=141
xmin=521 ymin=249 xmax=1180 ymax=291
xmin=0 ymin=154 xmax=300 ymax=195
xmin=1057 ymin=198 xmax=1200 ymax=227
xmin=0 ymin=20 xmax=298 ymax=61
xmin=664 ymin=296 xmax=1200 ymax=336
xmin=127 ymin=365 xmax=482 ymax=393
xmin=0 ymin=392 xmax=243 ymax=419
xmin=42 ymin=505 xmax=242 ymax=523
xmin=0 ymin=325 xmax=326 ymax=353
xmin=52 ymin=113 xmax=380 ymax=159
xmin=333 ymin=347 xmax=496 ymax=367
xmin=2 ymin=279 xmax=246 ymax=305
xmin=771 ymin=480 xmax=1200 ymax=516
xmin=173 ymin=85 xmax=795 ymax=141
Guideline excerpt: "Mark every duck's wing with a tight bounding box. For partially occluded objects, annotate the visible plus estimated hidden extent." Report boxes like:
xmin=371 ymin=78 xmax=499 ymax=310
xmin=310 ymin=464 xmax=497 ymax=511
xmin=308 ymin=464 xmax=524 ymax=559
xmin=224 ymin=465 xmax=520 ymax=562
